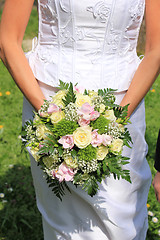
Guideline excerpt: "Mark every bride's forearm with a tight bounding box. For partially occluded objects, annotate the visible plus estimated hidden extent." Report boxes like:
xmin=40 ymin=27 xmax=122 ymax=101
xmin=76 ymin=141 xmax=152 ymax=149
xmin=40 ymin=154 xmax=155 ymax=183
xmin=120 ymin=49 xmax=160 ymax=117
xmin=1 ymin=42 xmax=45 ymax=111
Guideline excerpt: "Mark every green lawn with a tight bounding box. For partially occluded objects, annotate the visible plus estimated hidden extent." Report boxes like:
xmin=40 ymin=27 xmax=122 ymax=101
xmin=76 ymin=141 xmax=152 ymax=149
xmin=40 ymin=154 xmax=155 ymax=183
xmin=0 ymin=6 xmax=160 ymax=240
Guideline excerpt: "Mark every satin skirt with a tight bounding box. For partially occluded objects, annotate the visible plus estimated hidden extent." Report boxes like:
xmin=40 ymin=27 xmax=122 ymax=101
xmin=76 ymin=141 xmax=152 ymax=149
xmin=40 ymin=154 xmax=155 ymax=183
xmin=22 ymin=81 xmax=152 ymax=240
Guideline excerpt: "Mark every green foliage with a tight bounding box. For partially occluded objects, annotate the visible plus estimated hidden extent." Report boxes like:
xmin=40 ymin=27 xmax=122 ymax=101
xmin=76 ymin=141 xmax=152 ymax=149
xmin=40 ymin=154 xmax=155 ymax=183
xmin=58 ymin=80 xmax=69 ymax=90
xmin=62 ymin=82 xmax=77 ymax=106
xmin=47 ymin=178 xmax=71 ymax=201
xmin=98 ymin=88 xmax=116 ymax=106
xmin=91 ymin=115 xmax=110 ymax=134
xmin=82 ymin=176 xmax=99 ymax=197
xmin=113 ymin=104 xmax=130 ymax=123
xmin=105 ymin=154 xmax=131 ymax=183
xmin=52 ymin=119 xmax=78 ymax=138
xmin=78 ymin=145 xmax=97 ymax=161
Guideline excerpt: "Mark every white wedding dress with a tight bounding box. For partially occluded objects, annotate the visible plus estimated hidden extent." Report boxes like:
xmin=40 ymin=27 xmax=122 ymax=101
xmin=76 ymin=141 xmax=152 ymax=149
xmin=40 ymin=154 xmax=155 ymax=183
xmin=23 ymin=0 xmax=152 ymax=239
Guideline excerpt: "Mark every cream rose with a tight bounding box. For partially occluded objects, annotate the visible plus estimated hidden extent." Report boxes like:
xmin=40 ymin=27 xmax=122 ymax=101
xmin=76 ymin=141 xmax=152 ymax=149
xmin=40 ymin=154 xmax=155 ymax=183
xmin=75 ymin=93 xmax=92 ymax=108
xmin=97 ymin=145 xmax=109 ymax=160
xmin=64 ymin=155 xmax=78 ymax=168
xmin=51 ymin=90 xmax=66 ymax=107
xmin=36 ymin=124 xmax=51 ymax=140
xmin=30 ymin=148 xmax=40 ymax=162
xmin=104 ymin=109 xmax=116 ymax=121
xmin=99 ymin=103 xmax=106 ymax=113
xmin=50 ymin=111 xmax=65 ymax=124
xmin=73 ymin=126 xmax=92 ymax=149
xmin=110 ymin=138 xmax=123 ymax=153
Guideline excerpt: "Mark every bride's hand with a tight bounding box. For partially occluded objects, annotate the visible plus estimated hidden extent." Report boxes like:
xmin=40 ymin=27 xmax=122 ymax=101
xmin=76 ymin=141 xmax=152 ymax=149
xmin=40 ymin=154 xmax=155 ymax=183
xmin=152 ymin=171 xmax=160 ymax=203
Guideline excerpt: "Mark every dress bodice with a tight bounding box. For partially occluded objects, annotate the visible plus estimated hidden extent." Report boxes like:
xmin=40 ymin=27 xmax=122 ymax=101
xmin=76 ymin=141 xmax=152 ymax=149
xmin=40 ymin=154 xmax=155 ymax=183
xmin=26 ymin=0 xmax=145 ymax=91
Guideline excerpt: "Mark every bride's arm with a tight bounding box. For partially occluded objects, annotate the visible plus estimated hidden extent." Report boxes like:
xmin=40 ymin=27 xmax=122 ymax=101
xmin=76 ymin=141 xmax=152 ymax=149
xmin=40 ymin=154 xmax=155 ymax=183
xmin=0 ymin=0 xmax=45 ymax=111
xmin=120 ymin=0 xmax=160 ymax=117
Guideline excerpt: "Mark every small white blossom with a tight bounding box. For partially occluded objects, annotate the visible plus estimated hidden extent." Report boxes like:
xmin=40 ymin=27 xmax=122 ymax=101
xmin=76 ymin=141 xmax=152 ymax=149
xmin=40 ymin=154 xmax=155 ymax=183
xmin=9 ymin=164 xmax=14 ymax=168
xmin=152 ymin=217 xmax=158 ymax=223
xmin=158 ymin=229 xmax=160 ymax=236
xmin=8 ymin=187 xmax=13 ymax=192
xmin=148 ymin=211 xmax=154 ymax=216
xmin=0 ymin=193 xmax=5 ymax=198
xmin=2 ymin=200 xmax=7 ymax=203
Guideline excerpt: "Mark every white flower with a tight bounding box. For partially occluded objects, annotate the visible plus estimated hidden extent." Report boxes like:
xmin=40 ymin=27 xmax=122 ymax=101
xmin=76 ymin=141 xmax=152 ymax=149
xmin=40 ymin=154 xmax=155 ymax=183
xmin=9 ymin=164 xmax=14 ymax=168
xmin=110 ymin=138 xmax=123 ymax=153
xmin=158 ymin=229 xmax=160 ymax=236
xmin=104 ymin=109 xmax=116 ymax=121
xmin=152 ymin=217 xmax=158 ymax=223
xmin=2 ymin=200 xmax=7 ymax=203
xmin=73 ymin=126 xmax=92 ymax=149
xmin=8 ymin=187 xmax=13 ymax=192
xmin=148 ymin=211 xmax=154 ymax=216
xmin=0 ymin=193 xmax=5 ymax=198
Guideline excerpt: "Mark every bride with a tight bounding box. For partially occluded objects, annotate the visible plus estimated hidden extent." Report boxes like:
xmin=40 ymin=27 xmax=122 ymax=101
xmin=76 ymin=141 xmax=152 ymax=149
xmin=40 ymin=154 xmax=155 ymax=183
xmin=0 ymin=0 xmax=160 ymax=239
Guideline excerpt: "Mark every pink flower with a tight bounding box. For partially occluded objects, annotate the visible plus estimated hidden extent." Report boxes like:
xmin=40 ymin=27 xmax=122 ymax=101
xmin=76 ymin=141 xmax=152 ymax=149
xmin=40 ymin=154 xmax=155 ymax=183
xmin=78 ymin=118 xmax=90 ymax=126
xmin=74 ymin=85 xmax=85 ymax=94
xmin=39 ymin=143 xmax=44 ymax=149
xmin=47 ymin=103 xmax=60 ymax=114
xmin=52 ymin=163 xmax=76 ymax=182
xmin=58 ymin=135 xmax=74 ymax=149
xmin=77 ymin=103 xmax=100 ymax=121
xmin=77 ymin=102 xmax=94 ymax=115
xmin=91 ymin=129 xmax=103 ymax=147
xmin=90 ymin=110 xmax=100 ymax=121
xmin=102 ymin=134 xmax=113 ymax=146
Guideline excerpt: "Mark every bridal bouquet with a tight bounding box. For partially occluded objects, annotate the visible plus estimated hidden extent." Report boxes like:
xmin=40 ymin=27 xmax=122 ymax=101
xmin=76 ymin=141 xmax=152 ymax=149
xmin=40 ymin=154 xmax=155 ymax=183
xmin=22 ymin=81 xmax=132 ymax=200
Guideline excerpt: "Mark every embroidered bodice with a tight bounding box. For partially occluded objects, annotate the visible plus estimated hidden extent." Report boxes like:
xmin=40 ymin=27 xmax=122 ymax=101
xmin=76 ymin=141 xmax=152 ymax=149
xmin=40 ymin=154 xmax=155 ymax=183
xmin=26 ymin=0 xmax=145 ymax=91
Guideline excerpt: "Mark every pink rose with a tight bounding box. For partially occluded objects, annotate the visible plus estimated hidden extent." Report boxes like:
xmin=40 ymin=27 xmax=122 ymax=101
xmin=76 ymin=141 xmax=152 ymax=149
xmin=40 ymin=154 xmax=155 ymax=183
xmin=39 ymin=143 xmax=44 ymax=149
xmin=90 ymin=110 xmax=100 ymax=121
xmin=102 ymin=134 xmax=113 ymax=146
xmin=77 ymin=103 xmax=100 ymax=121
xmin=74 ymin=85 xmax=85 ymax=94
xmin=78 ymin=118 xmax=90 ymax=126
xmin=77 ymin=102 xmax=94 ymax=116
xmin=47 ymin=103 xmax=60 ymax=114
xmin=91 ymin=129 xmax=103 ymax=147
xmin=52 ymin=163 xmax=76 ymax=182
xmin=58 ymin=135 xmax=74 ymax=149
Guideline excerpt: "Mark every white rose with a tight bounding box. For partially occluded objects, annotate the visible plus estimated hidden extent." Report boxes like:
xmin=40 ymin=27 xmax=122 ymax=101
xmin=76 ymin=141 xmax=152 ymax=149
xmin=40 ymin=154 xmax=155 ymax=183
xmin=75 ymin=93 xmax=92 ymax=108
xmin=36 ymin=124 xmax=51 ymax=140
xmin=30 ymin=147 xmax=40 ymax=161
xmin=64 ymin=155 xmax=78 ymax=168
xmin=104 ymin=109 xmax=116 ymax=121
xmin=99 ymin=103 xmax=106 ymax=113
xmin=73 ymin=126 xmax=92 ymax=149
xmin=110 ymin=139 xmax=123 ymax=153
xmin=51 ymin=90 xmax=66 ymax=107
xmin=97 ymin=145 xmax=109 ymax=160
xmin=50 ymin=111 xmax=65 ymax=124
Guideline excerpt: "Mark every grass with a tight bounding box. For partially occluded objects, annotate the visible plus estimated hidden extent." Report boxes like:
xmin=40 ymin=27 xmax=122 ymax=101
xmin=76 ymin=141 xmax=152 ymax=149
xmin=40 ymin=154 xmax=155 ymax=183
xmin=1 ymin=5 xmax=160 ymax=240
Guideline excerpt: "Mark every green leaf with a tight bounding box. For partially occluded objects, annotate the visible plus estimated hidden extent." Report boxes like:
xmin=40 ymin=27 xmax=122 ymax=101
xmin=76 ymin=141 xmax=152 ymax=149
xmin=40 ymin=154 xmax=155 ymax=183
xmin=58 ymin=80 xmax=69 ymax=90
xmin=62 ymin=82 xmax=76 ymax=106
xmin=82 ymin=176 xmax=99 ymax=197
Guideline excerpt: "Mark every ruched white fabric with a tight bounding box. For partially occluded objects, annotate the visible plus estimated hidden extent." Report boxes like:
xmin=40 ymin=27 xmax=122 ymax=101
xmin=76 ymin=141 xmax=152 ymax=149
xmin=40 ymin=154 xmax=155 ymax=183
xmin=26 ymin=0 xmax=144 ymax=91
xmin=23 ymin=1 xmax=152 ymax=239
